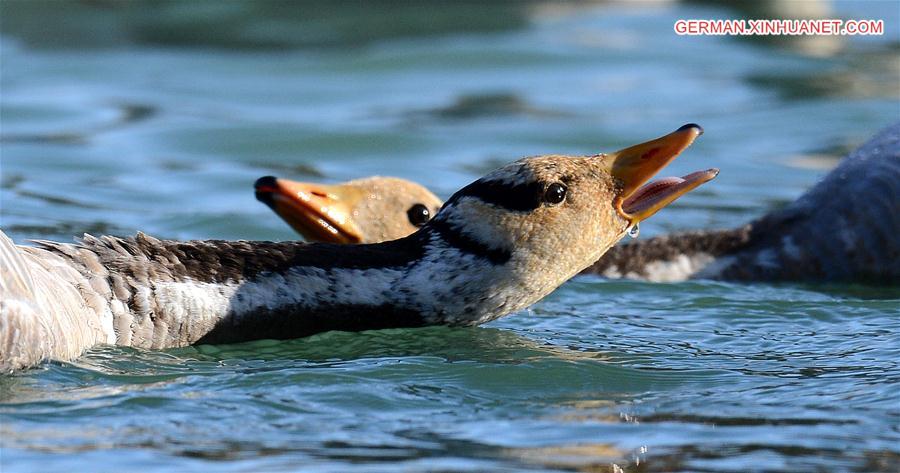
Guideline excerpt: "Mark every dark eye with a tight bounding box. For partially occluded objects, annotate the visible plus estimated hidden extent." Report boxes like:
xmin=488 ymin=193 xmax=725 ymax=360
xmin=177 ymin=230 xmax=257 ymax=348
xmin=407 ymin=203 xmax=431 ymax=227
xmin=543 ymin=183 xmax=567 ymax=205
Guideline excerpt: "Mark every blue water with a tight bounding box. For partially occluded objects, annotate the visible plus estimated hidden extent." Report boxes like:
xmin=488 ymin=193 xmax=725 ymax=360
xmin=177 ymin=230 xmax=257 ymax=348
xmin=1 ymin=1 xmax=899 ymax=471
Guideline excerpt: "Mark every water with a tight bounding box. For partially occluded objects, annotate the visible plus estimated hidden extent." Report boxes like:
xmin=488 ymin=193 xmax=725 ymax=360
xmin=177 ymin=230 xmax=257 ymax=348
xmin=1 ymin=1 xmax=899 ymax=471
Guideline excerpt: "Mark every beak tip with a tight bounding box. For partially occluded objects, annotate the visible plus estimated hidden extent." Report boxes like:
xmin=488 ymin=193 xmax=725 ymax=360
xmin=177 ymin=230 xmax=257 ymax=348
xmin=677 ymin=123 xmax=704 ymax=135
xmin=255 ymin=190 xmax=275 ymax=207
xmin=254 ymin=175 xmax=278 ymax=191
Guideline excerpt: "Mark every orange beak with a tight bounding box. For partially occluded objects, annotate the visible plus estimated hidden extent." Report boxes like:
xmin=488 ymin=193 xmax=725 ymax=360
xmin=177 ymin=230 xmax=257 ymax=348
xmin=605 ymin=124 xmax=718 ymax=223
xmin=254 ymin=176 xmax=364 ymax=243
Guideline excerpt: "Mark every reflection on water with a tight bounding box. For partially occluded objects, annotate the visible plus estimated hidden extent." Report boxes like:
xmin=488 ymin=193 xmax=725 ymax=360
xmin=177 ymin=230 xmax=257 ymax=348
xmin=411 ymin=92 xmax=568 ymax=121
xmin=746 ymin=47 xmax=900 ymax=100
xmin=0 ymin=103 xmax=159 ymax=145
xmin=503 ymin=443 xmax=627 ymax=472
xmin=1 ymin=0 xmax=899 ymax=472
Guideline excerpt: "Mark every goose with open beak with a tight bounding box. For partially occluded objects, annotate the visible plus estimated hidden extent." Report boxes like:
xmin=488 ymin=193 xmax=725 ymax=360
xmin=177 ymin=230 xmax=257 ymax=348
xmin=261 ymin=123 xmax=899 ymax=284
xmin=0 ymin=124 xmax=715 ymax=372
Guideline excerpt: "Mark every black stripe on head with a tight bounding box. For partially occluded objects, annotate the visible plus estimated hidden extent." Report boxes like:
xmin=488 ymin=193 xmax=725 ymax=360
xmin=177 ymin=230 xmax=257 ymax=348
xmin=428 ymin=218 xmax=511 ymax=265
xmin=444 ymin=179 xmax=545 ymax=212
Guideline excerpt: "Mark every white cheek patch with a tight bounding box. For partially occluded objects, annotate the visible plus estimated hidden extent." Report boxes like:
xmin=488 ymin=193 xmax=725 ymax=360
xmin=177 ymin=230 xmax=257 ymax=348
xmin=440 ymin=199 xmax=519 ymax=251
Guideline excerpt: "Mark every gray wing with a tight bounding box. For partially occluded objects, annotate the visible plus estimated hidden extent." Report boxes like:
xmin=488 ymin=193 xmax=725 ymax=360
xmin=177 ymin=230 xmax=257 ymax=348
xmin=708 ymin=122 xmax=900 ymax=283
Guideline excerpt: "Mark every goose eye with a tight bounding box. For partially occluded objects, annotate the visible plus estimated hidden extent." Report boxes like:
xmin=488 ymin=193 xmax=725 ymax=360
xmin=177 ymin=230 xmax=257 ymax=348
xmin=407 ymin=203 xmax=431 ymax=227
xmin=543 ymin=183 xmax=567 ymax=205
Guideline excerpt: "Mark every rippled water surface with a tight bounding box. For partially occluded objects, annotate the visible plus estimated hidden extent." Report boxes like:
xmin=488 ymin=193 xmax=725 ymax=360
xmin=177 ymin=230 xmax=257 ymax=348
xmin=2 ymin=1 xmax=899 ymax=471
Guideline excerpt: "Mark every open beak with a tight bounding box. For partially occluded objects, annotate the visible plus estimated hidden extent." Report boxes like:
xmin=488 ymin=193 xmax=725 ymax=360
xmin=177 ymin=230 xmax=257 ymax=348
xmin=606 ymin=123 xmax=718 ymax=224
xmin=254 ymin=176 xmax=364 ymax=243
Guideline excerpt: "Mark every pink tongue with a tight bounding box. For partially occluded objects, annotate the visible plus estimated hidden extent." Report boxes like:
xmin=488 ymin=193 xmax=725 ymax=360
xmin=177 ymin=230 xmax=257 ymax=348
xmin=621 ymin=170 xmax=715 ymax=215
xmin=622 ymin=176 xmax=684 ymax=214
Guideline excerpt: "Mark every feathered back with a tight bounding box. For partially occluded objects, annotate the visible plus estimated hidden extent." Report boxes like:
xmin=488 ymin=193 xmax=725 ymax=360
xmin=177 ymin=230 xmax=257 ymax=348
xmin=1 ymin=230 xmax=114 ymax=373
xmin=1 ymin=230 xmax=37 ymax=302
xmin=718 ymin=122 xmax=900 ymax=282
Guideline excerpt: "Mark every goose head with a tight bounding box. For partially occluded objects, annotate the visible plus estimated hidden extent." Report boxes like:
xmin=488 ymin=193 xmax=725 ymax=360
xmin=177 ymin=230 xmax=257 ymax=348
xmin=423 ymin=124 xmax=717 ymax=301
xmin=255 ymin=175 xmax=442 ymax=243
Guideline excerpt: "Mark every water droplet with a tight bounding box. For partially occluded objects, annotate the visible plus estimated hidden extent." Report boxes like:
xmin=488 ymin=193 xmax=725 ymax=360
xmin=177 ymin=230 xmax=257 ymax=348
xmin=627 ymin=222 xmax=640 ymax=239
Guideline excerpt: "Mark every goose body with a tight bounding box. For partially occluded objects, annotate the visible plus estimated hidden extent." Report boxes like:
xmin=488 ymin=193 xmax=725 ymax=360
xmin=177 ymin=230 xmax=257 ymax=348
xmin=261 ymin=122 xmax=899 ymax=284
xmin=0 ymin=125 xmax=715 ymax=372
